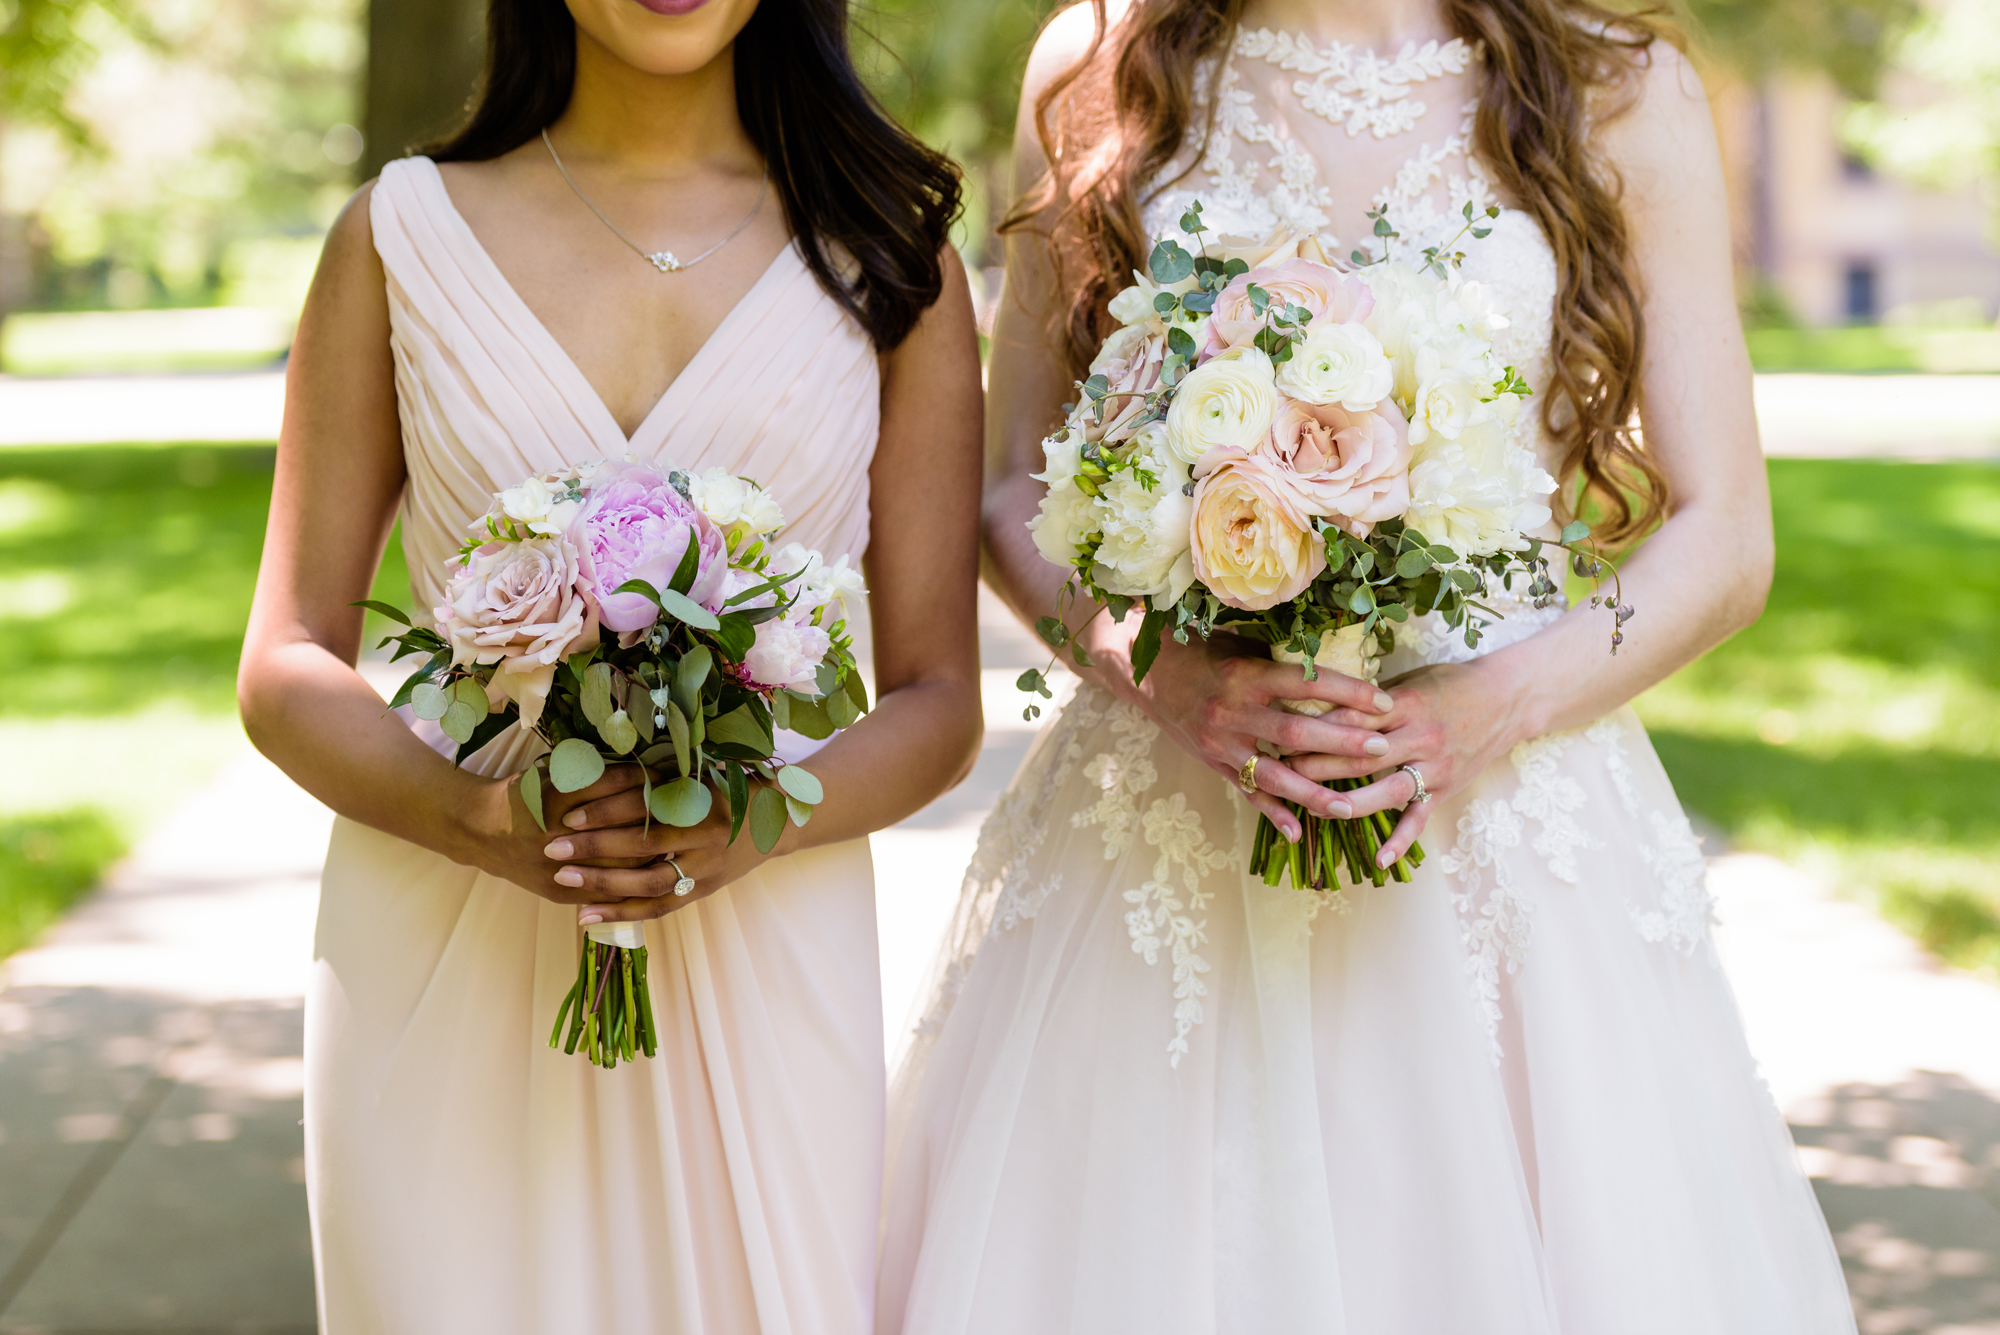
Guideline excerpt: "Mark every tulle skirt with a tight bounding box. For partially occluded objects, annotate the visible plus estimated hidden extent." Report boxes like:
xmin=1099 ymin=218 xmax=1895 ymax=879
xmin=879 ymin=680 xmax=1855 ymax=1334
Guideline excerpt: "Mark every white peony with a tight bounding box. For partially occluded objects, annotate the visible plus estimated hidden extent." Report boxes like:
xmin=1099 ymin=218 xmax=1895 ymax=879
xmin=1404 ymin=416 xmax=1556 ymax=557
xmin=1164 ymin=346 xmax=1278 ymax=466
xmin=1407 ymin=344 xmax=1489 ymax=446
xmin=743 ymin=615 xmax=833 ymax=691
xmin=1274 ymin=323 xmax=1395 ymax=410
xmin=1028 ymin=431 xmax=1101 ymax=570
xmin=1089 ymin=424 xmax=1197 ymax=607
xmin=687 ymin=468 xmax=786 ymax=537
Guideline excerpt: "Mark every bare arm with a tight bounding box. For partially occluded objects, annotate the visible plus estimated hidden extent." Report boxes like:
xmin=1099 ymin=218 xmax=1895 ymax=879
xmin=983 ymin=6 xmax=1396 ymax=843
xmin=1302 ymin=45 xmax=1774 ymax=863
xmin=542 ymin=251 xmax=988 ymax=919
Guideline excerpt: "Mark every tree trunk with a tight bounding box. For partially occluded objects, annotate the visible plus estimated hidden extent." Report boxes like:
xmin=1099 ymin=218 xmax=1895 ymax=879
xmin=362 ymin=0 xmax=488 ymax=179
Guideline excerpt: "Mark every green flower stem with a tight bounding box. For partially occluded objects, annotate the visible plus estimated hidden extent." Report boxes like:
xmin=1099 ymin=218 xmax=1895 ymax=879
xmin=548 ymin=938 xmax=660 ymax=1069
xmin=1249 ymin=775 xmax=1425 ymax=891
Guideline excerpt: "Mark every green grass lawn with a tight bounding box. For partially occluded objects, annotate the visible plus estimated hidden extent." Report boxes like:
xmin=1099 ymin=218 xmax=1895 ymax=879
xmin=1637 ymin=459 xmax=2000 ymax=977
xmin=0 ymin=442 xmax=410 ymax=956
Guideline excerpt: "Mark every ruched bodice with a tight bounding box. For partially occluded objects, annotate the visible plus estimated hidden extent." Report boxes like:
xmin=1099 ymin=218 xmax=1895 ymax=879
xmin=372 ymin=157 xmax=877 ymax=619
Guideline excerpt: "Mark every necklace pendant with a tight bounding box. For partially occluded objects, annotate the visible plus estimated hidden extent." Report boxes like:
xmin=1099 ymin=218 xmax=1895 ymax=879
xmin=647 ymin=252 xmax=683 ymax=274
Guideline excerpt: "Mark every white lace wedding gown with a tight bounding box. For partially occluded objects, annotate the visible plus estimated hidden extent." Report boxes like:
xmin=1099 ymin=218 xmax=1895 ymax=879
xmin=878 ymin=34 xmax=1855 ymax=1335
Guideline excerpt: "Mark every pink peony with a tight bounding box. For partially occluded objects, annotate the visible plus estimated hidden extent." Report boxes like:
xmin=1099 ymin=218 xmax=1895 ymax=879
xmin=1203 ymin=259 xmax=1375 ymax=360
xmin=435 ymin=536 xmax=600 ymax=729
xmin=1262 ymin=400 xmax=1413 ymax=535
xmin=743 ymin=615 xmax=833 ymax=692
xmin=568 ymin=462 xmax=728 ymax=634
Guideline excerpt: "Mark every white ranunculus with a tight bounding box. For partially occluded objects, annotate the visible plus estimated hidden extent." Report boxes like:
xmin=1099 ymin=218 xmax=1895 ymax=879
xmin=1274 ymin=323 xmax=1395 ymax=410
xmin=1089 ymin=425 xmax=1196 ymax=606
xmin=1164 ymin=346 xmax=1278 ymax=466
xmin=1404 ymin=417 xmax=1556 ymax=557
xmin=687 ymin=468 xmax=786 ymax=537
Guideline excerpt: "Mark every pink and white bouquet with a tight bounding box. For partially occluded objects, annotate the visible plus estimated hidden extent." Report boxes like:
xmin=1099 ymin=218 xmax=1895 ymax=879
xmin=360 ymin=460 xmax=867 ymax=1068
xmin=1024 ymin=201 xmax=1624 ymax=891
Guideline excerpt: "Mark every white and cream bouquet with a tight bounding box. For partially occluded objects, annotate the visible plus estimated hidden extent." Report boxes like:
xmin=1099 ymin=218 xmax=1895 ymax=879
xmin=359 ymin=460 xmax=868 ymax=1068
xmin=1023 ymin=201 xmax=1625 ymax=890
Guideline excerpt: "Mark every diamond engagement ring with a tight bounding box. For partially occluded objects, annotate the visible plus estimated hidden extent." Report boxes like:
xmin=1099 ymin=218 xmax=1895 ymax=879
xmin=1237 ymin=755 xmax=1261 ymax=794
xmin=1399 ymin=764 xmax=1430 ymax=805
xmin=667 ymin=857 xmax=696 ymax=897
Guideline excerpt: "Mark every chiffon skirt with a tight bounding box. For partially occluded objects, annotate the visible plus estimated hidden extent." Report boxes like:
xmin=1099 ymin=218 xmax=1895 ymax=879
xmin=307 ymin=819 xmax=883 ymax=1335
xmin=879 ymin=683 xmax=1855 ymax=1334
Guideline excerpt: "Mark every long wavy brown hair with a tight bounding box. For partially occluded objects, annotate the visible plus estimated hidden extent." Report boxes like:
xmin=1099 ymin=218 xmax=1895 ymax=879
xmin=1008 ymin=0 xmax=1676 ymax=541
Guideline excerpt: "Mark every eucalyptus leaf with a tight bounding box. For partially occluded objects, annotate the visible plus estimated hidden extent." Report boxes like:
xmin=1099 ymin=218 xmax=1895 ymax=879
xmin=825 ymin=688 xmax=860 ymax=729
xmin=649 ymin=776 xmax=713 ymax=827
xmin=708 ymin=705 xmax=772 ymax=755
xmin=665 ymin=701 xmax=691 ymax=778
xmin=639 ymin=742 xmax=676 ymax=768
xmin=581 ymin=662 xmax=614 ymax=729
xmin=843 ymin=670 xmax=869 ymax=715
xmin=411 ymin=682 xmax=450 ymax=721
xmin=519 ymin=762 xmax=545 ymax=832
xmin=1560 ymin=520 xmax=1591 ymax=545
xmin=775 ymin=765 xmax=823 ymax=804
xmin=674 ymin=646 xmax=711 ymax=716
xmin=786 ymin=695 xmax=835 ymax=741
xmin=771 ymin=691 xmax=792 ymax=731
xmin=1395 ymin=548 xmax=1432 ymax=579
xmin=602 ymin=709 xmax=639 ymax=756
xmin=748 ymin=785 xmax=788 ymax=854
xmin=655 ymin=587 xmax=720 ymax=632
xmin=548 ymin=738 xmax=606 ymax=793
xmin=785 ymin=794 xmax=813 ymax=827
xmin=724 ymin=765 xmax=751 ymax=842
xmin=814 ymin=662 xmax=840 ymax=698
xmin=439 ymin=698 xmax=481 ymax=745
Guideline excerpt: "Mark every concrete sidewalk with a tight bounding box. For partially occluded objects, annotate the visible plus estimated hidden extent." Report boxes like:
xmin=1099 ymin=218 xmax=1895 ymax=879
xmin=2 ymin=370 xmax=1997 ymax=460
xmin=0 ymin=593 xmax=1995 ymax=1331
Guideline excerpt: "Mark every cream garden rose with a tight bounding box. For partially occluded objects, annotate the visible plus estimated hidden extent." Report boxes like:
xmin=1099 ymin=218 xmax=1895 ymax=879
xmin=1189 ymin=454 xmax=1327 ymax=611
xmin=1164 ymin=346 xmax=1278 ymax=466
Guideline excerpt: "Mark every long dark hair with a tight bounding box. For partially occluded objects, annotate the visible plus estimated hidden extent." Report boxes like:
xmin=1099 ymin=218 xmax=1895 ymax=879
xmin=427 ymin=0 xmax=962 ymax=350
xmin=1014 ymin=0 xmax=1674 ymax=542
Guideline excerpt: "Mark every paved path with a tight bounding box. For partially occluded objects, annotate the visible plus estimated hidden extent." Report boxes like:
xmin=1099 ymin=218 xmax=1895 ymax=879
xmin=0 ymin=592 xmax=1995 ymax=1331
xmin=1 ymin=370 xmax=1997 ymax=459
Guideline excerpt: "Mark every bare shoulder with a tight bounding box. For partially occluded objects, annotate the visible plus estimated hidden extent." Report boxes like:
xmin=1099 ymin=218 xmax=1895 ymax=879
xmin=314 ymin=179 xmax=388 ymax=292
xmin=1592 ymin=38 xmax=1721 ymax=192
xmin=1021 ymin=1 xmax=1131 ymax=110
xmin=886 ymin=245 xmax=978 ymax=374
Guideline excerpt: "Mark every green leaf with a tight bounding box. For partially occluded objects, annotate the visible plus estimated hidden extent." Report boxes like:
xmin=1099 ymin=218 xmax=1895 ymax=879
xmin=842 ymin=669 xmax=870 ymax=716
xmin=612 ymin=578 xmax=665 ymax=609
xmin=665 ymin=701 xmax=691 ymax=778
xmin=815 ymin=662 xmax=841 ymax=698
xmin=639 ymin=741 xmax=676 ymax=768
xmin=1131 ymin=608 xmax=1168 ymax=685
xmin=775 ymin=765 xmax=823 ymax=804
xmin=1166 ymin=324 xmax=1197 ymax=358
xmin=655 ymin=587 xmax=720 ymax=632
xmin=349 ymin=599 xmax=412 ymax=627
xmin=724 ymin=765 xmax=750 ymax=842
xmin=711 ymin=613 xmax=754 ymax=661
xmin=581 ymin=661 xmax=615 ymax=729
xmin=649 ymin=776 xmax=713 ymax=827
xmin=826 ymin=688 xmax=860 ymax=729
xmin=668 ymin=531 xmax=703 ymax=596
xmin=1560 ymin=520 xmax=1591 ymax=545
xmin=1147 ymin=238 xmax=1194 ymax=284
xmin=785 ymin=794 xmax=813 ymax=827
xmin=1395 ymin=548 xmax=1432 ymax=579
xmin=1015 ymin=668 xmax=1052 ymax=699
xmin=674 ymin=646 xmax=711 ymax=715
xmin=748 ymin=785 xmax=788 ymax=854
xmin=519 ymin=763 xmax=545 ymax=832
xmin=1152 ymin=291 xmax=1179 ymax=315
xmin=1071 ymin=640 xmax=1094 ymax=668
xmin=602 ymin=709 xmax=639 ymax=756
xmin=771 ymin=690 xmax=792 ymax=731
xmin=439 ymin=679 xmax=487 ymax=744
xmin=454 ymin=703 xmax=518 ymax=764
xmin=1348 ymin=585 xmax=1378 ymax=615
xmin=411 ymin=682 xmax=450 ymax=721
xmin=708 ymin=705 xmax=773 ymax=755
xmin=1035 ymin=615 xmax=1068 ymax=647
xmin=548 ymin=738 xmax=606 ymax=793
xmin=786 ymin=695 xmax=835 ymax=740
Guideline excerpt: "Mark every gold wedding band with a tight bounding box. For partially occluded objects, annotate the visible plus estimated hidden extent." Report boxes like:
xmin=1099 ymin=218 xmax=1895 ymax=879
xmin=1400 ymin=764 xmax=1430 ymax=805
xmin=1237 ymin=754 xmax=1260 ymax=794
xmin=667 ymin=857 xmax=695 ymax=897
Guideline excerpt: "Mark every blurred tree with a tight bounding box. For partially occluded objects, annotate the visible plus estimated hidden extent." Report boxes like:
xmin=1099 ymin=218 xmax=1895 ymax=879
xmin=1679 ymin=0 xmax=1916 ymax=97
xmin=361 ymin=0 xmax=484 ymax=178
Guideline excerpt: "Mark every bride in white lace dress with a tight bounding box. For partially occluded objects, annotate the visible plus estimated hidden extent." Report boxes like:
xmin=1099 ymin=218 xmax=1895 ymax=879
xmin=878 ymin=0 xmax=1857 ymax=1330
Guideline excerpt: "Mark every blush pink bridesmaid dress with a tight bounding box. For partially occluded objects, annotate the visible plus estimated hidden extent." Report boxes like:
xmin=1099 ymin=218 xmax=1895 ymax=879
xmin=305 ymin=157 xmax=883 ymax=1334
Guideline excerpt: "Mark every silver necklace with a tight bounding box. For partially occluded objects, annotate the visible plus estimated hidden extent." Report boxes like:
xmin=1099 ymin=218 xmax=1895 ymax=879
xmin=541 ymin=129 xmax=768 ymax=275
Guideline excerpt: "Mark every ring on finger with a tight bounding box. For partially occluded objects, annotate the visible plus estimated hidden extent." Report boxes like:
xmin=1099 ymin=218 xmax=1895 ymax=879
xmin=1399 ymin=763 xmax=1430 ymax=805
xmin=1236 ymin=754 xmax=1260 ymax=794
xmin=666 ymin=857 xmax=696 ymax=897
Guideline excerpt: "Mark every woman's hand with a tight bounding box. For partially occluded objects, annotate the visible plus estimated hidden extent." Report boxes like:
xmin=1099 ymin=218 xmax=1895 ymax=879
xmin=454 ymin=764 xmax=652 ymax=902
xmin=1104 ymin=627 xmax=1398 ymax=842
xmin=535 ymin=776 xmax=781 ymax=923
xmin=1290 ymin=659 xmax=1531 ymax=869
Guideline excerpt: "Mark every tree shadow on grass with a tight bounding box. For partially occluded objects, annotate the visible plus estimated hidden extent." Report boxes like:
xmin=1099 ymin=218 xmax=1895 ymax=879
xmin=1789 ymin=1072 xmax=2000 ymax=1333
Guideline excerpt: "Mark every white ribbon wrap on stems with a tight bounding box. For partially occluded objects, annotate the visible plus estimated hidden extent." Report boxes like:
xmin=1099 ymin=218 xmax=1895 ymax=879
xmin=585 ymin=921 xmax=647 ymax=950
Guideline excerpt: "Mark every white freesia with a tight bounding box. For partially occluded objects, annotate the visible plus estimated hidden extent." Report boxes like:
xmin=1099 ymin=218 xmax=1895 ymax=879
xmin=1274 ymin=323 xmax=1395 ymax=410
xmin=1164 ymin=346 xmax=1278 ymax=466
xmin=1107 ymin=284 xmax=1157 ymax=328
xmin=687 ymin=468 xmax=786 ymax=537
xmin=770 ymin=542 xmax=867 ymax=618
xmin=1405 ymin=416 xmax=1556 ymax=557
xmin=1090 ymin=424 xmax=1197 ymax=607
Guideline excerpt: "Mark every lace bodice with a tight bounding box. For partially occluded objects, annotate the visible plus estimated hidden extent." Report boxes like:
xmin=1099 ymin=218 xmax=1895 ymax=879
xmin=1141 ymin=30 xmax=1562 ymax=480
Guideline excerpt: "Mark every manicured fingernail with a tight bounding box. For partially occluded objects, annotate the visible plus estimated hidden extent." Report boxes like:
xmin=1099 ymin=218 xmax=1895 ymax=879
xmin=1325 ymin=798 xmax=1352 ymax=818
xmin=554 ymin=867 xmax=584 ymax=887
xmin=1374 ymin=692 xmax=1394 ymax=712
xmin=564 ymin=810 xmax=589 ymax=829
xmin=1378 ymin=849 xmax=1394 ymax=869
xmin=1285 ymin=822 xmax=1302 ymax=843
xmin=543 ymin=839 xmax=574 ymax=859
xmin=578 ymin=911 xmax=602 ymax=925
xmin=1364 ymin=736 xmax=1389 ymax=756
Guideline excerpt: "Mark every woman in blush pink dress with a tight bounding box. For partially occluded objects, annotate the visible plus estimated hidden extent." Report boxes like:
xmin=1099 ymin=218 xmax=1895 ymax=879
xmin=237 ymin=1 xmax=984 ymax=1330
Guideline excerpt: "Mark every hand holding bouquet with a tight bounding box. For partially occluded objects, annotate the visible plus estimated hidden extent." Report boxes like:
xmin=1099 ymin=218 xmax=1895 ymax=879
xmin=359 ymin=460 xmax=868 ymax=1067
xmin=1024 ymin=201 xmax=1628 ymax=892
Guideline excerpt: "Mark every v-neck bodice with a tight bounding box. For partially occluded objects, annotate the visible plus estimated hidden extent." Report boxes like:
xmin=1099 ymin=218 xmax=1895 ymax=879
xmin=370 ymin=156 xmax=879 ymax=622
